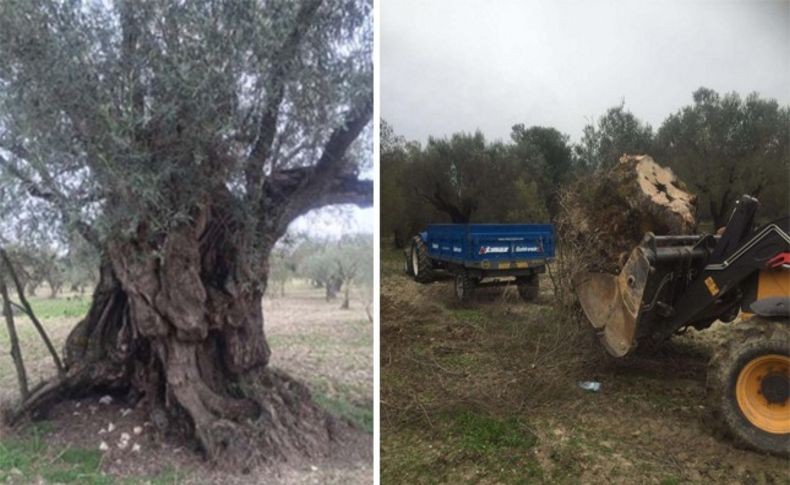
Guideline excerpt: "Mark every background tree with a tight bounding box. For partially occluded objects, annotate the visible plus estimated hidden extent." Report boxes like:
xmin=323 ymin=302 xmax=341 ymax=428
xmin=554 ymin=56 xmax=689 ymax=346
xmin=296 ymin=234 xmax=372 ymax=307
xmin=0 ymin=245 xmax=35 ymax=295
xmin=655 ymin=88 xmax=790 ymax=226
xmin=268 ymin=245 xmax=296 ymax=298
xmin=575 ymin=103 xmax=654 ymax=171
xmin=0 ymin=0 xmax=372 ymax=464
xmin=296 ymin=238 xmax=339 ymax=299
xmin=381 ymin=89 xmax=787 ymax=251
xmin=509 ymin=124 xmax=574 ymax=215
xmin=409 ymin=131 xmax=500 ymax=223
xmin=40 ymin=251 xmax=64 ymax=299
xmin=332 ymin=234 xmax=373 ymax=310
xmin=380 ymin=120 xmax=441 ymax=247
xmin=61 ymin=233 xmax=99 ymax=295
xmin=380 ymin=122 xmax=567 ymax=247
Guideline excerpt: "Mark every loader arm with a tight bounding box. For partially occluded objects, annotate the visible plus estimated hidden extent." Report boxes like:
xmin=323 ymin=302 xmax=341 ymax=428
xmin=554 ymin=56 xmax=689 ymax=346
xmin=653 ymin=215 xmax=790 ymax=340
xmin=576 ymin=195 xmax=790 ymax=356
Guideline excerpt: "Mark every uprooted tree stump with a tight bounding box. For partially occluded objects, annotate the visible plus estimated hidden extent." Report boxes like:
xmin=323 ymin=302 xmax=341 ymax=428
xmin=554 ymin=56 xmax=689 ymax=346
xmin=554 ymin=154 xmax=697 ymax=306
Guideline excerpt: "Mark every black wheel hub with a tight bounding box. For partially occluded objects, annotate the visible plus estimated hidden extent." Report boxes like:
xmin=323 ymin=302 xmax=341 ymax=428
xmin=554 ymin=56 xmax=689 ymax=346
xmin=760 ymin=371 xmax=789 ymax=405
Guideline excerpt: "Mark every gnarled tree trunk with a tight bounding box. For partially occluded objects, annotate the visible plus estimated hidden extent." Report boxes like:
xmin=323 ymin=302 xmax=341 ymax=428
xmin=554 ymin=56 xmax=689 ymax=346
xmin=9 ymin=180 xmax=370 ymax=466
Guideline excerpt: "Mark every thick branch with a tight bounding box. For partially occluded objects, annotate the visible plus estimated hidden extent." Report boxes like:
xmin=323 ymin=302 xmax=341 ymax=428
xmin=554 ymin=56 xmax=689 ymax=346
xmin=258 ymin=168 xmax=371 ymax=249
xmin=245 ymin=0 xmax=323 ymax=201
xmin=269 ymin=99 xmax=372 ymax=227
xmin=315 ymin=99 xmax=373 ymax=172
xmin=413 ymin=184 xmax=470 ymax=223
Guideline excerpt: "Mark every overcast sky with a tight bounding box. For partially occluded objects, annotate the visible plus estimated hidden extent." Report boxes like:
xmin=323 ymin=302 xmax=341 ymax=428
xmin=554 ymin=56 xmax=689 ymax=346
xmin=290 ymin=206 xmax=373 ymax=237
xmin=382 ymin=0 xmax=790 ymax=144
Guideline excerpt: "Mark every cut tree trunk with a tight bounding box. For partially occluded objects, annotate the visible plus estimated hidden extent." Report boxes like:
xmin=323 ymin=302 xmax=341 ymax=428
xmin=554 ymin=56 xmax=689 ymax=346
xmin=6 ymin=206 xmax=352 ymax=467
xmin=557 ymin=154 xmax=697 ymax=281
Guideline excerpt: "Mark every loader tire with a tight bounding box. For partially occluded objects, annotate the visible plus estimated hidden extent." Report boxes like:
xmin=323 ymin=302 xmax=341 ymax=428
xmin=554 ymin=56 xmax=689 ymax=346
xmin=707 ymin=317 xmax=790 ymax=456
xmin=410 ymin=236 xmax=433 ymax=283
xmin=516 ymin=273 xmax=540 ymax=302
xmin=454 ymin=269 xmax=475 ymax=302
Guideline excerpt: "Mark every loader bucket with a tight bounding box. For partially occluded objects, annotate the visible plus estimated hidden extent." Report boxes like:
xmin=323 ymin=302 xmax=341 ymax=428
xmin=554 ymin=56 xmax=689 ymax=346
xmin=574 ymin=247 xmax=652 ymax=357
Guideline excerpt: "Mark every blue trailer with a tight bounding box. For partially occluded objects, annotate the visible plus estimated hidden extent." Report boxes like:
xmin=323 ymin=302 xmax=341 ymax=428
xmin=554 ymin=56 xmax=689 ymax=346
xmin=405 ymin=224 xmax=555 ymax=302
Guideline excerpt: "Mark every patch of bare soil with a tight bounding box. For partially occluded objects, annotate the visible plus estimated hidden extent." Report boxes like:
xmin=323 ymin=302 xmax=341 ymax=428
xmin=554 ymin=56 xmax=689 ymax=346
xmin=381 ymin=251 xmax=786 ymax=484
xmin=1 ymin=286 xmax=372 ymax=484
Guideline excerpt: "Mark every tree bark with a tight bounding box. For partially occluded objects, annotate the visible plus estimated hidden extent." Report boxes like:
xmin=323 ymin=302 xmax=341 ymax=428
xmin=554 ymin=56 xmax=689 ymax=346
xmin=8 ymin=199 xmax=356 ymax=466
xmin=558 ymin=154 xmax=697 ymax=274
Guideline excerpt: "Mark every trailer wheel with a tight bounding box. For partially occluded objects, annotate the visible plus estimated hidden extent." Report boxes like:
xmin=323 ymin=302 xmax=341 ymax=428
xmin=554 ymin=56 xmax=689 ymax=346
xmin=455 ymin=270 xmax=475 ymax=302
xmin=707 ymin=317 xmax=789 ymax=456
xmin=516 ymin=273 xmax=540 ymax=302
xmin=410 ymin=236 xmax=433 ymax=283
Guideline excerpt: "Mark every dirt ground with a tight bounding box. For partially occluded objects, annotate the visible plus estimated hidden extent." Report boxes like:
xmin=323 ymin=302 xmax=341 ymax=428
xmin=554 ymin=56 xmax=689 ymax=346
xmin=0 ymin=284 xmax=372 ymax=484
xmin=380 ymin=249 xmax=787 ymax=484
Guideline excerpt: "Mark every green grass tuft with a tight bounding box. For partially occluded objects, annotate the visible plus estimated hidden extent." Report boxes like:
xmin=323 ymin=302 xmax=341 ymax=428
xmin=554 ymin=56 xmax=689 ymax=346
xmin=454 ymin=412 xmax=537 ymax=454
xmin=314 ymin=391 xmax=373 ymax=433
xmin=0 ymin=425 xmax=181 ymax=484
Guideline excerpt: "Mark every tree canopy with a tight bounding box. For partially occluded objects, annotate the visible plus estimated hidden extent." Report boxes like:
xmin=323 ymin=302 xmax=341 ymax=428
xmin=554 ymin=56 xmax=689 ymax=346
xmin=656 ymin=88 xmax=790 ymax=226
xmin=0 ymin=0 xmax=372 ymax=251
xmin=382 ymin=88 xmax=789 ymax=247
xmin=0 ymin=0 xmax=373 ymax=465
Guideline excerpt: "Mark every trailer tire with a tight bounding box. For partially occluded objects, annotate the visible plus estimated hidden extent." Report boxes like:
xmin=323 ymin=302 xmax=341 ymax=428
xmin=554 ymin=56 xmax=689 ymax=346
xmin=403 ymin=248 xmax=413 ymax=275
xmin=455 ymin=270 xmax=475 ymax=302
xmin=516 ymin=273 xmax=540 ymax=302
xmin=707 ymin=317 xmax=789 ymax=456
xmin=410 ymin=236 xmax=433 ymax=283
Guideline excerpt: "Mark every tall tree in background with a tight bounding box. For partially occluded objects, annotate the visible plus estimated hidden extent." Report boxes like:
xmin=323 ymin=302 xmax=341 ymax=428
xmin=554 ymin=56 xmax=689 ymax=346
xmin=380 ymin=120 xmax=430 ymax=246
xmin=655 ymin=88 xmax=790 ymax=226
xmin=380 ymin=122 xmax=567 ymax=247
xmin=510 ymin=124 xmax=574 ymax=214
xmin=0 ymin=0 xmax=372 ymax=464
xmin=410 ymin=132 xmax=495 ymax=223
xmin=575 ymin=103 xmax=654 ymax=171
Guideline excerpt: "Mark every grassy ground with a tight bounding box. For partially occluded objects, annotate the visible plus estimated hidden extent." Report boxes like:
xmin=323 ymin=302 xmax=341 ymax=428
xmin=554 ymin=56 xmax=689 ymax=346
xmin=381 ymin=248 xmax=787 ymax=484
xmin=0 ymin=284 xmax=373 ymax=484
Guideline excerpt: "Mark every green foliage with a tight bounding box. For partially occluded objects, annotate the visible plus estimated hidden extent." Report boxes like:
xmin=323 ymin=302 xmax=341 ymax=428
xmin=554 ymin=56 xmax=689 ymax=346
xmin=454 ymin=413 xmax=537 ymax=455
xmin=655 ymin=88 xmax=790 ymax=225
xmin=382 ymin=88 xmax=788 ymax=241
xmin=575 ymin=103 xmax=654 ymax=171
xmin=380 ymin=120 xmax=562 ymax=247
xmin=0 ymin=425 xmax=109 ymax=484
xmin=0 ymin=0 xmax=372 ymax=249
xmin=295 ymin=233 xmax=372 ymax=306
xmin=268 ymin=233 xmax=306 ymax=296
